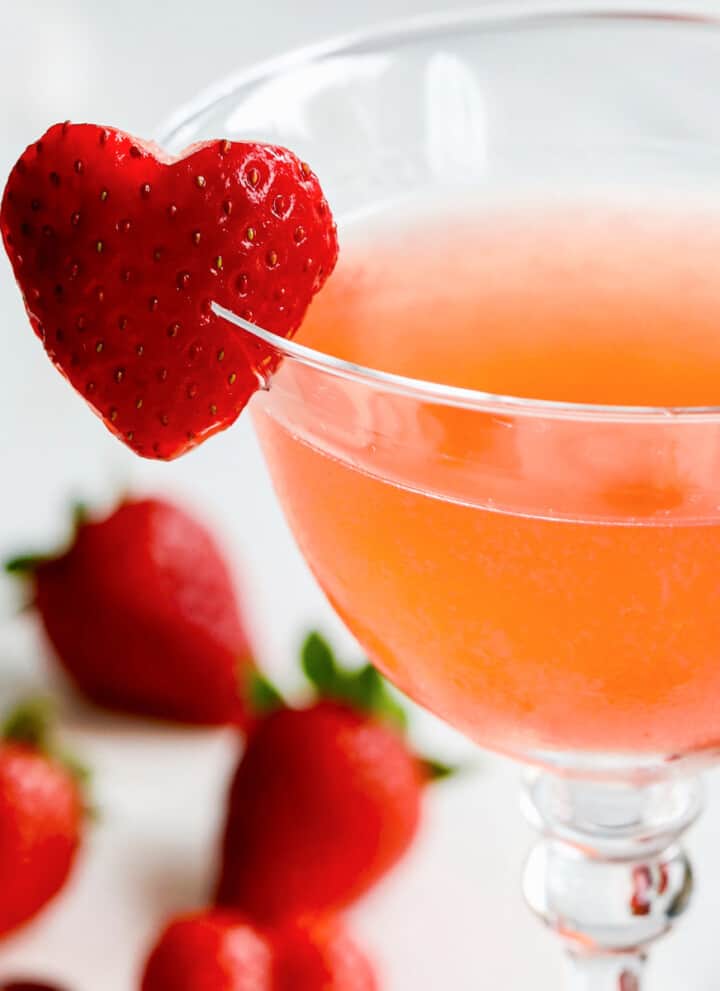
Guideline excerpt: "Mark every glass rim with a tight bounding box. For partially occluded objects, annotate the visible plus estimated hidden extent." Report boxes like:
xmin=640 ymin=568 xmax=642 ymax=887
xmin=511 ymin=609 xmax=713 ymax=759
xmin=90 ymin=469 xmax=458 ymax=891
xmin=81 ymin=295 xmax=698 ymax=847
xmin=161 ymin=2 xmax=720 ymax=423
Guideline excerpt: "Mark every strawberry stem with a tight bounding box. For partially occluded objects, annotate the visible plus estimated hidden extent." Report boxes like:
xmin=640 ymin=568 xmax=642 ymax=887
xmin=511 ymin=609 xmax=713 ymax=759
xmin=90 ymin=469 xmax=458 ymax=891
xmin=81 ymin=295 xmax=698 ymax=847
xmin=4 ymin=554 xmax=47 ymax=575
xmin=72 ymin=501 xmax=89 ymax=528
xmin=421 ymin=757 xmax=458 ymax=781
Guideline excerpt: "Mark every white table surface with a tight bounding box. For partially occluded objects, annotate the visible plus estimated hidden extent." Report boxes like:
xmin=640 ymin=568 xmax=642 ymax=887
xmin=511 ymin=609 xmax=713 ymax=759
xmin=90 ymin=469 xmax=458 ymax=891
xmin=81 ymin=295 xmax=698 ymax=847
xmin=3 ymin=1 xmax=720 ymax=988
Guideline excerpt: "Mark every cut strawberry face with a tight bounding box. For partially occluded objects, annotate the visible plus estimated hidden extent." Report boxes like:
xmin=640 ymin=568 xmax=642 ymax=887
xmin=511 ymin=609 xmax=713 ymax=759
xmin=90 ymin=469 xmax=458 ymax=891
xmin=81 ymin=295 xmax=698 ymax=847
xmin=0 ymin=122 xmax=338 ymax=459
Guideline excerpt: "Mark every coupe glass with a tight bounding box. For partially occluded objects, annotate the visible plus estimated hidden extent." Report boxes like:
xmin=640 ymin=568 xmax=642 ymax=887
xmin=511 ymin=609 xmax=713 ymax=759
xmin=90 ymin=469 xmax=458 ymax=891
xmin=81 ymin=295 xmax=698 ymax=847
xmin=161 ymin=6 xmax=720 ymax=987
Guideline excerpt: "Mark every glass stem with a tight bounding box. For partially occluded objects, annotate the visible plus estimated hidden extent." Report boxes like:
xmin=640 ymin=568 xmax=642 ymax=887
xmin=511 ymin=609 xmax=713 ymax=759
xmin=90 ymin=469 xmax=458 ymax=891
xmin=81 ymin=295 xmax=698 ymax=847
xmin=565 ymin=952 xmax=645 ymax=991
xmin=522 ymin=772 xmax=703 ymax=990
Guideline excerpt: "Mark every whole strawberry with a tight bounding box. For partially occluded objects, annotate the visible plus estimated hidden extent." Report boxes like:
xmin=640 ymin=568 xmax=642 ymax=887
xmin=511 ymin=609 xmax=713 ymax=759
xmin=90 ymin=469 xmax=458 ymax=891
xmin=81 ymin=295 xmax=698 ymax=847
xmin=141 ymin=911 xmax=272 ymax=991
xmin=216 ymin=634 xmax=446 ymax=923
xmin=7 ymin=497 xmax=254 ymax=725
xmin=141 ymin=910 xmax=376 ymax=991
xmin=0 ymin=701 xmax=86 ymax=937
xmin=272 ymin=917 xmax=377 ymax=991
xmin=0 ymin=122 xmax=338 ymax=459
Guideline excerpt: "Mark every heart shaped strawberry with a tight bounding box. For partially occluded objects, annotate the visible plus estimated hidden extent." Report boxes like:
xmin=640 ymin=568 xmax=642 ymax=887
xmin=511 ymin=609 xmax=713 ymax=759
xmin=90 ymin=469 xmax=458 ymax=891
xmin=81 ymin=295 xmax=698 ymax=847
xmin=0 ymin=122 xmax=338 ymax=459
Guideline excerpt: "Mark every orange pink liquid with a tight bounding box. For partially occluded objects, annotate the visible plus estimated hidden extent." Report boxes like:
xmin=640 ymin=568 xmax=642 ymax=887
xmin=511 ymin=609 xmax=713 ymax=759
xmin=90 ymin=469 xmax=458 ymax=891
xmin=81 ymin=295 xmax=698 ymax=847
xmin=256 ymin=204 xmax=720 ymax=755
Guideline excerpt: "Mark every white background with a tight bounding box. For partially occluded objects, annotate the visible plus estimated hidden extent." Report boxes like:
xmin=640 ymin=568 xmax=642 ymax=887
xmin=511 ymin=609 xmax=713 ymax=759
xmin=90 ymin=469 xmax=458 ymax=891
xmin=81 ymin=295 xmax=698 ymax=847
xmin=2 ymin=1 xmax=720 ymax=989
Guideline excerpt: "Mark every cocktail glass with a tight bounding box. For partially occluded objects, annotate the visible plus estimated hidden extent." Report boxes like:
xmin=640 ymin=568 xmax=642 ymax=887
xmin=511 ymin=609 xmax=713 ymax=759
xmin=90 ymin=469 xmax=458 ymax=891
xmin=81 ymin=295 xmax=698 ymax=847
xmin=161 ymin=6 xmax=720 ymax=987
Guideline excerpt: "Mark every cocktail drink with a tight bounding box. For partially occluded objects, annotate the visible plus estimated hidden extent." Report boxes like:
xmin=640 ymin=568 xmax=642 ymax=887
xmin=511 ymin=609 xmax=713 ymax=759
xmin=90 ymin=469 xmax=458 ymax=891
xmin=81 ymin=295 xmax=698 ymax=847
xmin=163 ymin=7 xmax=720 ymax=987
xmin=258 ymin=205 xmax=720 ymax=759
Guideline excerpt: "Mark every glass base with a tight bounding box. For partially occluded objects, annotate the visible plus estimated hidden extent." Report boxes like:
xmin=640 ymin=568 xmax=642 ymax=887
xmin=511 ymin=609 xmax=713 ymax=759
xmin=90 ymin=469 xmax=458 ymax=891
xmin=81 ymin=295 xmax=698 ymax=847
xmin=522 ymin=771 xmax=703 ymax=989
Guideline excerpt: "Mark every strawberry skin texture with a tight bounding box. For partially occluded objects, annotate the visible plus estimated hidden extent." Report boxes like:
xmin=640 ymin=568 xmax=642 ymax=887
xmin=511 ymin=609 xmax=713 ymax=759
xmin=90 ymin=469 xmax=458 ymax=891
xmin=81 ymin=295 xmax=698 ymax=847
xmin=0 ymin=122 xmax=338 ymax=459
xmin=33 ymin=498 xmax=254 ymax=725
xmin=141 ymin=912 xmax=376 ymax=991
xmin=216 ymin=701 xmax=423 ymax=922
xmin=141 ymin=912 xmax=273 ymax=991
xmin=0 ymin=744 xmax=83 ymax=938
xmin=272 ymin=918 xmax=377 ymax=991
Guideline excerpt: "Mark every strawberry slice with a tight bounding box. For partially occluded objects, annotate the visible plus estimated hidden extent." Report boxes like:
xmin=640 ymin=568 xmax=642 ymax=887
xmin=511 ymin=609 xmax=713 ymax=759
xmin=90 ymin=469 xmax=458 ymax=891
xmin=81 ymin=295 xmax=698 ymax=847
xmin=0 ymin=122 xmax=338 ymax=459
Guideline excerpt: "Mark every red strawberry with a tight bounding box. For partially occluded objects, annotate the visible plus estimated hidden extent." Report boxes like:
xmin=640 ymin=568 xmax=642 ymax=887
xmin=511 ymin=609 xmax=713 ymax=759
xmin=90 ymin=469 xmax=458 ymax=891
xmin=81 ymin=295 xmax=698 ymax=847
xmin=272 ymin=918 xmax=377 ymax=991
xmin=0 ymin=701 xmax=85 ymax=937
xmin=216 ymin=699 xmax=422 ymax=921
xmin=141 ymin=911 xmax=272 ymax=991
xmin=0 ymin=122 xmax=338 ymax=459
xmin=140 ymin=911 xmax=376 ymax=991
xmin=7 ymin=497 xmax=254 ymax=725
xmin=215 ymin=634 xmax=444 ymax=923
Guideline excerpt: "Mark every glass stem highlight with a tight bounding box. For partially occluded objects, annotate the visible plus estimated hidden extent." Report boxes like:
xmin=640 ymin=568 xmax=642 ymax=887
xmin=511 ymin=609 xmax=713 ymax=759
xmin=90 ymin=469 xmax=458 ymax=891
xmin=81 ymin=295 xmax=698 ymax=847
xmin=522 ymin=772 xmax=703 ymax=990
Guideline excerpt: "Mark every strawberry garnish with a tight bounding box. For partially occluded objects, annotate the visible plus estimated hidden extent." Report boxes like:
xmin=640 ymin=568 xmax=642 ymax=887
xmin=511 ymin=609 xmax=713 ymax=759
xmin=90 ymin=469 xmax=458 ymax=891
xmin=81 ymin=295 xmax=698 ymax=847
xmin=0 ymin=122 xmax=338 ymax=459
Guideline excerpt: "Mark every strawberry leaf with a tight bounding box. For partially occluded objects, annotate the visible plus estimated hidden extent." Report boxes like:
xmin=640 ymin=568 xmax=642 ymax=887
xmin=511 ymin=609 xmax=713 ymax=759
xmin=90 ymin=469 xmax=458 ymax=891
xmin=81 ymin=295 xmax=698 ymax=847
xmin=421 ymin=757 xmax=458 ymax=781
xmin=2 ymin=697 xmax=53 ymax=749
xmin=299 ymin=633 xmax=454 ymax=783
xmin=301 ymin=632 xmax=339 ymax=695
xmin=57 ymin=749 xmax=93 ymax=791
xmin=350 ymin=664 xmax=408 ymax=732
xmin=247 ymin=671 xmax=285 ymax=715
xmin=301 ymin=632 xmax=408 ymax=731
xmin=4 ymin=554 xmax=48 ymax=575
